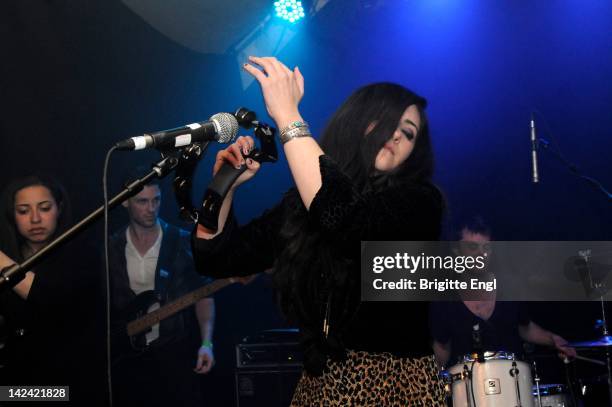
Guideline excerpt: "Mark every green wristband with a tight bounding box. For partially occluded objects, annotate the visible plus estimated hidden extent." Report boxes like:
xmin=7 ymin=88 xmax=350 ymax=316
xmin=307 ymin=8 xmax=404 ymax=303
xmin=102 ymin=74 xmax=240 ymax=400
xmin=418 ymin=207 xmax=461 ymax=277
xmin=201 ymin=340 xmax=213 ymax=349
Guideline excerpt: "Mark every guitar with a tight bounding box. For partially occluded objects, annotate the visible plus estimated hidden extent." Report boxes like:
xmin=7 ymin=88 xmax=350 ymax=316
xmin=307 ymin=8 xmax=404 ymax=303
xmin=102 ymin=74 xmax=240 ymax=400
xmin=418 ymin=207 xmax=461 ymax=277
xmin=111 ymin=277 xmax=234 ymax=363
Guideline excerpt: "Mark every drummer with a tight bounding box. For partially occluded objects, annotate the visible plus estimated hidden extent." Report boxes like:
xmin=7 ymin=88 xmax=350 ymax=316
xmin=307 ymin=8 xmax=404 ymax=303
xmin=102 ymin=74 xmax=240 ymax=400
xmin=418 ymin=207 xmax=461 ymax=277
xmin=429 ymin=216 xmax=576 ymax=368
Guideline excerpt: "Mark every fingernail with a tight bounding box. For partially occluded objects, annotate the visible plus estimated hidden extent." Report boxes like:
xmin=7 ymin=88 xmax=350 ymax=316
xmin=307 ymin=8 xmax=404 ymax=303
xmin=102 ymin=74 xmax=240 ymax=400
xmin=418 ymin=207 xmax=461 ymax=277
xmin=243 ymin=146 xmax=249 ymax=155
xmin=235 ymin=164 xmax=242 ymax=169
xmin=247 ymin=158 xmax=253 ymax=165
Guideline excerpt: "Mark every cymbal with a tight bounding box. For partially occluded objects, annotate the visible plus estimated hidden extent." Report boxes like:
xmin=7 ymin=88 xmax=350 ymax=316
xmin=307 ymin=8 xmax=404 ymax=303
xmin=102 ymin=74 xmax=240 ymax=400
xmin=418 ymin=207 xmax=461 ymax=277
xmin=570 ymin=335 xmax=612 ymax=348
xmin=564 ymin=258 xmax=612 ymax=283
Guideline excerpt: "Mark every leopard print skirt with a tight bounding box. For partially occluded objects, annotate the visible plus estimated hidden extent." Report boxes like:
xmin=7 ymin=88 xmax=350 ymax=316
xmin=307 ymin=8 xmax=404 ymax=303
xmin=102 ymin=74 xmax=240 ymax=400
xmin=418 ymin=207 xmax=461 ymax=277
xmin=291 ymin=351 xmax=446 ymax=406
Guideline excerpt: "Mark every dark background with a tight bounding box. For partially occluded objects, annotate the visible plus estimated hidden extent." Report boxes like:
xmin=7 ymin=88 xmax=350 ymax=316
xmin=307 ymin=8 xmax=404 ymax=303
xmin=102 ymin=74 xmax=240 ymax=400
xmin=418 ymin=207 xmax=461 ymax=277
xmin=1 ymin=1 xmax=611 ymax=405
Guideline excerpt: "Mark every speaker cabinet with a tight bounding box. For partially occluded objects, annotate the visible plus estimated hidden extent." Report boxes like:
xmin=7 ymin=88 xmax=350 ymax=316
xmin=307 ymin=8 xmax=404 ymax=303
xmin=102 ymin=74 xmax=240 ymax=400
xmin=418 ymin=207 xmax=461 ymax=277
xmin=235 ymin=368 xmax=302 ymax=407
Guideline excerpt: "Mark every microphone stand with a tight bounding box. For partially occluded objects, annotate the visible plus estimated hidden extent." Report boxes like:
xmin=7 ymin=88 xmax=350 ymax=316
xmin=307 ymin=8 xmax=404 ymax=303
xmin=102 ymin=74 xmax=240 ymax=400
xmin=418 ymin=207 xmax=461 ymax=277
xmin=0 ymin=154 xmax=180 ymax=291
xmin=532 ymin=116 xmax=611 ymax=404
xmin=580 ymin=249 xmax=612 ymax=406
xmin=538 ymin=138 xmax=612 ymax=201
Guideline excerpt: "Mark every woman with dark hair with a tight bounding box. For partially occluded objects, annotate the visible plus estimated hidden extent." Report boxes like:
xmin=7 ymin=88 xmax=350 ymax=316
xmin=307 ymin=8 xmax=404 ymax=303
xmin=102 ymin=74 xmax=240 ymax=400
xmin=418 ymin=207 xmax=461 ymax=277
xmin=193 ymin=57 xmax=445 ymax=405
xmin=0 ymin=175 xmax=71 ymax=260
xmin=0 ymin=175 xmax=106 ymax=405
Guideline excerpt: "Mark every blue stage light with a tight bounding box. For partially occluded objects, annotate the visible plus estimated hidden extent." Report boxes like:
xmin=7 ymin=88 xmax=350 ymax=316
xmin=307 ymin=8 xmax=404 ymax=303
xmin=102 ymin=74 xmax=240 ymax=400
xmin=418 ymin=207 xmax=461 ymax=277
xmin=274 ymin=0 xmax=305 ymax=23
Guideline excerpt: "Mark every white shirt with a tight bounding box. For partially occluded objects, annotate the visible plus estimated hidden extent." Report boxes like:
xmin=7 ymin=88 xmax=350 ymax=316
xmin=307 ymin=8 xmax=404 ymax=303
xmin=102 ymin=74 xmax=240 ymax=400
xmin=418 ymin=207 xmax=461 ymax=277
xmin=125 ymin=223 xmax=163 ymax=344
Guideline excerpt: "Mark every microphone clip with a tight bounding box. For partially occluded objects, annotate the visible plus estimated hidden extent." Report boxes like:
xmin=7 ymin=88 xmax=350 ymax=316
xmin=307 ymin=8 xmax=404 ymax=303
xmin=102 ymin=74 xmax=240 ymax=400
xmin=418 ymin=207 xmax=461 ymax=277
xmin=234 ymin=107 xmax=278 ymax=164
xmin=169 ymin=108 xmax=278 ymax=227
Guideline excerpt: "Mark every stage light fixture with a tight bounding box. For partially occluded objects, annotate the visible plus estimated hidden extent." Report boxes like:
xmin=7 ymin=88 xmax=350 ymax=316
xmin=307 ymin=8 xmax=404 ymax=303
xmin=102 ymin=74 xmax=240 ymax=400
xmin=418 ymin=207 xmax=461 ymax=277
xmin=274 ymin=0 xmax=305 ymax=23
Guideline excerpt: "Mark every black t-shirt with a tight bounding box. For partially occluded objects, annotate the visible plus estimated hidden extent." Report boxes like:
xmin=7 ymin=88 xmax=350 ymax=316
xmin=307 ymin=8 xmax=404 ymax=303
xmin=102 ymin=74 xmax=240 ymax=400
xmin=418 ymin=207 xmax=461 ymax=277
xmin=429 ymin=301 xmax=530 ymax=366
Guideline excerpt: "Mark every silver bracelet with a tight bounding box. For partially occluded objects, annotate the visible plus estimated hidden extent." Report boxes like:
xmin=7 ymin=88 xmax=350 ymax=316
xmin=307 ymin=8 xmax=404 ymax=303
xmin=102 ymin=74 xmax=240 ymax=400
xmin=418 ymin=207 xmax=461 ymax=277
xmin=280 ymin=121 xmax=309 ymax=136
xmin=280 ymin=126 xmax=312 ymax=144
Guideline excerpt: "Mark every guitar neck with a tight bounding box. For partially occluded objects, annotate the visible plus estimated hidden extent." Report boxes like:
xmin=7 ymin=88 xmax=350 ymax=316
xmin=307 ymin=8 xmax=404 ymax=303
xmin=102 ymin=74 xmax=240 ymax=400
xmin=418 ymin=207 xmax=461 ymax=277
xmin=126 ymin=278 xmax=233 ymax=336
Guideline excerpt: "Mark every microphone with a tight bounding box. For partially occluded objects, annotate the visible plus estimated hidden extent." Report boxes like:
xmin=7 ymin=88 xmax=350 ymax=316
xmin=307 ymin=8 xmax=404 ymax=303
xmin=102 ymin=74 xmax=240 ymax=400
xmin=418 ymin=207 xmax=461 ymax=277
xmin=530 ymin=113 xmax=539 ymax=183
xmin=115 ymin=112 xmax=239 ymax=151
xmin=234 ymin=107 xmax=258 ymax=129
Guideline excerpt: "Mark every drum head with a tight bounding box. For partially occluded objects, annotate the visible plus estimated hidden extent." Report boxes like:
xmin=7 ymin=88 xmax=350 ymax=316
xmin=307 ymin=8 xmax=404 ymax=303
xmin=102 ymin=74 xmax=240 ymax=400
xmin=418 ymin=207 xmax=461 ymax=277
xmin=458 ymin=350 xmax=516 ymax=364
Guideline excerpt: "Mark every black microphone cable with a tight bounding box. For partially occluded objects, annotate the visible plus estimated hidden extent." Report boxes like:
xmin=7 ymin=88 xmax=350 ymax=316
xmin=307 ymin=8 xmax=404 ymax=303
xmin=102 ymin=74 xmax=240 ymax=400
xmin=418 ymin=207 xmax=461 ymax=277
xmin=532 ymin=109 xmax=611 ymax=201
xmin=102 ymin=145 xmax=118 ymax=407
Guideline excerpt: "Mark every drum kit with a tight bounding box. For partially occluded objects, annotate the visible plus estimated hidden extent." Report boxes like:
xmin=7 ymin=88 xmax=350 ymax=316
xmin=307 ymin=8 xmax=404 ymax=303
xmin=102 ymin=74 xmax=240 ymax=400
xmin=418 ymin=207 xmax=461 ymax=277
xmin=442 ymin=337 xmax=612 ymax=405
xmin=442 ymin=314 xmax=612 ymax=406
xmin=441 ymin=247 xmax=612 ymax=406
xmin=444 ymin=351 xmax=537 ymax=407
xmin=442 ymin=344 xmax=612 ymax=407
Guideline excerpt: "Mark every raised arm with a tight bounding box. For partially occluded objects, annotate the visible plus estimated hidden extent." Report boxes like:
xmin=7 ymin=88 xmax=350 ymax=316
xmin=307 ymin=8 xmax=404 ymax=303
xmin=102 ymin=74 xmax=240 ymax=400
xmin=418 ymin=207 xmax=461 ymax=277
xmin=243 ymin=56 xmax=323 ymax=209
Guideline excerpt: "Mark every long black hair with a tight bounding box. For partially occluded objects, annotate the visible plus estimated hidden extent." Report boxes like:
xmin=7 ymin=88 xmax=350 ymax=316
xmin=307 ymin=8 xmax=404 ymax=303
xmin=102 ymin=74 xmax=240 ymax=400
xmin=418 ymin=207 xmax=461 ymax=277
xmin=273 ymin=83 xmax=435 ymax=371
xmin=319 ymin=82 xmax=433 ymax=191
xmin=0 ymin=175 xmax=71 ymax=262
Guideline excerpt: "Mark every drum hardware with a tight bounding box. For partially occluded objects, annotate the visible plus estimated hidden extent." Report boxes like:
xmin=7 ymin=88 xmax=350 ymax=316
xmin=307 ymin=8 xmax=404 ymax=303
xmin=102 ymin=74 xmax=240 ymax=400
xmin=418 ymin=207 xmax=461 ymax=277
xmin=577 ymin=373 xmax=612 ymax=405
xmin=532 ymin=360 xmax=542 ymax=407
xmin=510 ymin=360 xmax=524 ymax=407
xmin=463 ymin=363 xmax=474 ymax=407
xmin=564 ymin=357 xmax=579 ymax=407
xmin=566 ymin=247 xmax=612 ymax=406
xmin=448 ymin=351 xmax=534 ymax=407
xmin=517 ymin=339 xmax=612 ymax=407
xmin=530 ymin=351 xmax=591 ymax=406
xmin=532 ymin=384 xmax=571 ymax=407
xmin=440 ymin=370 xmax=453 ymax=403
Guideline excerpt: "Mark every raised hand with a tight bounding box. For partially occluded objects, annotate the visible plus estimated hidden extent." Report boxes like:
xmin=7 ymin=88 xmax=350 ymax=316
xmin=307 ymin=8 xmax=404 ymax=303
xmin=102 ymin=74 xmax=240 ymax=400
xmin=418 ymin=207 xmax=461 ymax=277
xmin=242 ymin=56 xmax=305 ymax=129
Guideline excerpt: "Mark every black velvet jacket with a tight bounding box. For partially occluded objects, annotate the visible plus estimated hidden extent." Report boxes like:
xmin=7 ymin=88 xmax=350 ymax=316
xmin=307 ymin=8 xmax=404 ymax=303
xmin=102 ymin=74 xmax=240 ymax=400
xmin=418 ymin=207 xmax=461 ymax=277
xmin=193 ymin=155 xmax=443 ymax=375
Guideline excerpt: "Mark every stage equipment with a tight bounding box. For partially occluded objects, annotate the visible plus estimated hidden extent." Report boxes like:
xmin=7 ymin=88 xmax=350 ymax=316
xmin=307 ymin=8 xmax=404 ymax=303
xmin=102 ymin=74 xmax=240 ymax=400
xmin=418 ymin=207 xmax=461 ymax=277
xmin=235 ymin=329 xmax=302 ymax=407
